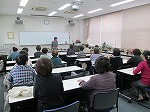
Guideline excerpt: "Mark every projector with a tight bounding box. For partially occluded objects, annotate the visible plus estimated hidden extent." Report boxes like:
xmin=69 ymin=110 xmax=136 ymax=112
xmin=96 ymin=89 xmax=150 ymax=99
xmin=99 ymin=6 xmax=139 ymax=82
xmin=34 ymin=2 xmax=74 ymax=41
xmin=72 ymin=5 xmax=79 ymax=11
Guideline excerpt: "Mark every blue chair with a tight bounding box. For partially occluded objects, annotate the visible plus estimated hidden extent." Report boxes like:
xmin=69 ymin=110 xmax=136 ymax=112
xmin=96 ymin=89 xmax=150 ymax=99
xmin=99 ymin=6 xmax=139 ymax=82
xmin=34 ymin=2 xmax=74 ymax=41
xmin=86 ymin=88 xmax=119 ymax=112
xmin=43 ymin=101 xmax=80 ymax=112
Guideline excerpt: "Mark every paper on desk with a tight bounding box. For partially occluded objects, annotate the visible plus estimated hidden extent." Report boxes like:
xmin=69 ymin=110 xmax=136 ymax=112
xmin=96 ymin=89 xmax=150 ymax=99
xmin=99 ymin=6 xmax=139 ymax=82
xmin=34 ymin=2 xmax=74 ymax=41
xmin=8 ymin=86 xmax=33 ymax=98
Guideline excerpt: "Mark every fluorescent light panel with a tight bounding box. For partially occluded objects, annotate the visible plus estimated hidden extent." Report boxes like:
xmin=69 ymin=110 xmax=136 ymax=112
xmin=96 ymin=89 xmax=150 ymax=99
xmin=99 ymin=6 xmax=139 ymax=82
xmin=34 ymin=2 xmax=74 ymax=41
xmin=87 ymin=8 xmax=103 ymax=14
xmin=20 ymin=0 xmax=29 ymax=7
xmin=58 ymin=3 xmax=71 ymax=10
xmin=17 ymin=8 xmax=23 ymax=14
xmin=48 ymin=11 xmax=57 ymax=16
xmin=73 ymin=14 xmax=84 ymax=18
xmin=110 ymin=0 xmax=135 ymax=7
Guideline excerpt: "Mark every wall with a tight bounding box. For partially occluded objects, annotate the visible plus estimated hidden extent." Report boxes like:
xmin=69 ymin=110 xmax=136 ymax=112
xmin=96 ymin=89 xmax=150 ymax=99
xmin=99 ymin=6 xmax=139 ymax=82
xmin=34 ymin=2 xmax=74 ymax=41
xmin=0 ymin=15 xmax=84 ymax=55
xmin=122 ymin=4 xmax=150 ymax=50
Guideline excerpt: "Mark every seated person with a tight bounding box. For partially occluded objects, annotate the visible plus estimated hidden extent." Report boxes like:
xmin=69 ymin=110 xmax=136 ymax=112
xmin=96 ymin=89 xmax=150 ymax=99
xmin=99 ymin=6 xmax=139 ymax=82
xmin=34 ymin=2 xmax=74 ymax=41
xmin=77 ymin=45 xmax=86 ymax=58
xmin=83 ymin=44 xmax=91 ymax=54
xmin=109 ymin=48 xmax=123 ymax=73
xmin=125 ymin=49 xmax=143 ymax=67
xmin=7 ymin=54 xmax=35 ymax=87
xmin=67 ymin=44 xmax=75 ymax=55
xmin=51 ymin=50 xmax=64 ymax=68
xmin=90 ymin=47 xmax=103 ymax=66
xmin=131 ymin=50 xmax=150 ymax=101
xmin=22 ymin=47 xmax=29 ymax=52
xmin=34 ymin=45 xmax=43 ymax=58
xmin=78 ymin=57 xmax=116 ymax=107
xmin=8 ymin=47 xmax=19 ymax=60
xmin=34 ymin=58 xmax=64 ymax=112
xmin=40 ymin=48 xmax=52 ymax=59
xmin=19 ymin=50 xmax=32 ymax=66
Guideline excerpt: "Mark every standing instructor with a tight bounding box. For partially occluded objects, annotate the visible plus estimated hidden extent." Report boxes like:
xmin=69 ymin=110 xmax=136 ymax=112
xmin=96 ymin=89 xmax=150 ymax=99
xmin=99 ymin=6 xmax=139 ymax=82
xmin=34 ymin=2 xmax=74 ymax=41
xmin=51 ymin=37 xmax=58 ymax=50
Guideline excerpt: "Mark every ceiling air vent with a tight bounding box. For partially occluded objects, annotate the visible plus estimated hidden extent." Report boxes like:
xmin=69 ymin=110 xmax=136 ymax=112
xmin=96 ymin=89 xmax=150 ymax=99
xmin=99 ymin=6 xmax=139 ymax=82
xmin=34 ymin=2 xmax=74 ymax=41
xmin=31 ymin=7 xmax=48 ymax=11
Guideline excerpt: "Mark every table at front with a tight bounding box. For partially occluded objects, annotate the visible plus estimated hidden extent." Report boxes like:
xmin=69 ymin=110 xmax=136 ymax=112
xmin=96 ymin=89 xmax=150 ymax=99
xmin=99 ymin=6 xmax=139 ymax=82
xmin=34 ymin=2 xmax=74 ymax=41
xmin=9 ymin=75 xmax=94 ymax=112
xmin=117 ymin=67 xmax=140 ymax=102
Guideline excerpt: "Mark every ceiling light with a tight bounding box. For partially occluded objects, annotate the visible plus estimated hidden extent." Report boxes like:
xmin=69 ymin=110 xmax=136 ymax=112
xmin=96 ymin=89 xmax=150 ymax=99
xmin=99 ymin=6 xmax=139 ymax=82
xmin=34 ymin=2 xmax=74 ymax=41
xmin=17 ymin=8 xmax=23 ymax=14
xmin=73 ymin=14 xmax=84 ymax=18
xmin=110 ymin=0 xmax=135 ymax=7
xmin=87 ymin=8 xmax=103 ymax=14
xmin=20 ymin=0 xmax=29 ymax=7
xmin=48 ymin=11 xmax=57 ymax=16
xmin=58 ymin=3 xmax=71 ymax=10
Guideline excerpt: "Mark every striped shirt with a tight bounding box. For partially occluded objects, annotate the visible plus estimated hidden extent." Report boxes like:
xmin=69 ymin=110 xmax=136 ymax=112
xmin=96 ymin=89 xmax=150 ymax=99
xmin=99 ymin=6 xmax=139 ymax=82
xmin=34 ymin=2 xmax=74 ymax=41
xmin=8 ymin=64 xmax=35 ymax=86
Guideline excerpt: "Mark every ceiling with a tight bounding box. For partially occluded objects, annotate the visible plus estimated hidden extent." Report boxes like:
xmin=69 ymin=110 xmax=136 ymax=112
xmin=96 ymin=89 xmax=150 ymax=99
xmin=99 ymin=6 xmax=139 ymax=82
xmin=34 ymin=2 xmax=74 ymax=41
xmin=0 ymin=0 xmax=150 ymax=19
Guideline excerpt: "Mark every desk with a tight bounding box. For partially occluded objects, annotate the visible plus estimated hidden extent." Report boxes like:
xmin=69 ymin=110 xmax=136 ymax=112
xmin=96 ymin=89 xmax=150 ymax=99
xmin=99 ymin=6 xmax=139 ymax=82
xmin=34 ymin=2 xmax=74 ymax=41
xmin=6 ymin=64 xmax=79 ymax=73
xmin=117 ymin=67 xmax=140 ymax=102
xmin=9 ymin=75 xmax=93 ymax=104
xmin=76 ymin=58 xmax=90 ymax=62
xmin=52 ymin=66 xmax=83 ymax=73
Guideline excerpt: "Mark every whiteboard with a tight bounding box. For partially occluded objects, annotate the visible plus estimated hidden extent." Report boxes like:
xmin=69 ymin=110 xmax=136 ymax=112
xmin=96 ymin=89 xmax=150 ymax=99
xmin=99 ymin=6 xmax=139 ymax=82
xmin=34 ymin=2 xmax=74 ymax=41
xmin=19 ymin=32 xmax=70 ymax=45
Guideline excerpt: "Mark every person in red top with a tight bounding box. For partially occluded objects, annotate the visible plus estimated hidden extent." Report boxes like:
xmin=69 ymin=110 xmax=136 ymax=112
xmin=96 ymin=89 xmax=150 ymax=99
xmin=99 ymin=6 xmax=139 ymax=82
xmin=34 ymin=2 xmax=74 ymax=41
xmin=131 ymin=50 xmax=150 ymax=101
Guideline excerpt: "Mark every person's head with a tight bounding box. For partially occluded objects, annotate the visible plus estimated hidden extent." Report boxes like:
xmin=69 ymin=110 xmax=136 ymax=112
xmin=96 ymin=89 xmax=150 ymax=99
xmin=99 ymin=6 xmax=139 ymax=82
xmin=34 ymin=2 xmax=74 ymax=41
xmin=133 ymin=49 xmax=141 ymax=55
xmin=113 ymin=48 xmax=120 ymax=56
xmin=52 ymin=50 xmax=58 ymax=57
xmin=36 ymin=45 xmax=41 ymax=51
xmin=94 ymin=47 xmax=100 ymax=54
xmin=54 ymin=37 xmax=57 ymax=40
xmin=35 ymin=58 xmax=53 ymax=76
xmin=85 ymin=44 xmax=89 ymax=48
xmin=42 ymin=48 xmax=48 ymax=54
xmin=95 ymin=57 xmax=111 ymax=74
xmin=95 ymin=45 xmax=99 ymax=47
xmin=142 ymin=50 xmax=150 ymax=68
xmin=19 ymin=50 xmax=28 ymax=57
xmin=16 ymin=54 xmax=28 ymax=65
xmin=79 ymin=45 xmax=84 ymax=51
xmin=69 ymin=44 xmax=73 ymax=49
xmin=22 ymin=47 xmax=29 ymax=52
xmin=12 ymin=47 xmax=18 ymax=52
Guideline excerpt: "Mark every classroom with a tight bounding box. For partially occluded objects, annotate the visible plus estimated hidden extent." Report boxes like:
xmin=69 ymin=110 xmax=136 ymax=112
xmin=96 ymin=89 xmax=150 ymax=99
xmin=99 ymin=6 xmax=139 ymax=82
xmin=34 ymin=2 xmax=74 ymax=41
xmin=0 ymin=0 xmax=150 ymax=112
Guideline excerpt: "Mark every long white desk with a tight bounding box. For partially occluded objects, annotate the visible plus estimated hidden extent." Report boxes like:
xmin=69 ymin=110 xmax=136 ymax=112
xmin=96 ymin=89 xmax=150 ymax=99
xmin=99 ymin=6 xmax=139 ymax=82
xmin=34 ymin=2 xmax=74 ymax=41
xmin=76 ymin=58 xmax=90 ymax=62
xmin=117 ymin=67 xmax=137 ymax=75
xmin=9 ymin=75 xmax=94 ymax=103
xmin=52 ymin=66 xmax=83 ymax=73
xmin=6 ymin=64 xmax=80 ymax=73
xmin=7 ymin=58 xmax=39 ymax=64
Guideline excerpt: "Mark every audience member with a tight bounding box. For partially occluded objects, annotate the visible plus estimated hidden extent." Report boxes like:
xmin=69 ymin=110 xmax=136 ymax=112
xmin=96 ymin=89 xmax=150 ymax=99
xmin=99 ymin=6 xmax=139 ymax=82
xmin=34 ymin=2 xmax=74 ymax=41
xmin=40 ymin=48 xmax=52 ymax=59
xmin=34 ymin=45 xmax=43 ymax=58
xmin=8 ymin=47 xmax=19 ymax=60
xmin=67 ymin=44 xmax=75 ymax=55
xmin=34 ymin=58 xmax=64 ymax=112
xmin=126 ymin=49 xmax=143 ymax=67
xmin=19 ymin=50 xmax=32 ymax=66
xmin=78 ymin=57 xmax=116 ymax=107
xmin=90 ymin=47 xmax=103 ymax=66
xmin=77 ymin=45 xmax=86 ymax=58
xmin=83 ymin=44 xmax=90 ymax=54
xmin=131 ymin=50 xmax=150 ymax=101
xmin=7 ymin=54 xmax=35 ymax=88
xmin=51 ymin=50 xmax=63 ymax=67
xmin=109 ymin=48 xmax=123 ymax=73
xmin=22 ymin=47 xmax=29 ymax=52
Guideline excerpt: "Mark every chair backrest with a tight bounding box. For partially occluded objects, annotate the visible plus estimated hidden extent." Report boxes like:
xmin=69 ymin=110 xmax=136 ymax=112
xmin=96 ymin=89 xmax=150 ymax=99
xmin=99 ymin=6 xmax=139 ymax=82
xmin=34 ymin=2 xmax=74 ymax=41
xmin=43 ymin=101 xmax=79 ymax=112
xmin=93 ymin=88 xmax=119 ymax=110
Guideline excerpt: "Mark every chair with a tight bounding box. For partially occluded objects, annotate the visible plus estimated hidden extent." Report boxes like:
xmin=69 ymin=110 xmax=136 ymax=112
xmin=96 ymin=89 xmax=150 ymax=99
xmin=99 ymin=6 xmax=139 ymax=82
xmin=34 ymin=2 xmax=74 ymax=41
xmin=89 ymin=88 xmax=119 ymax=112
xmin=43 ymin=101 xmax=80 ymax=112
